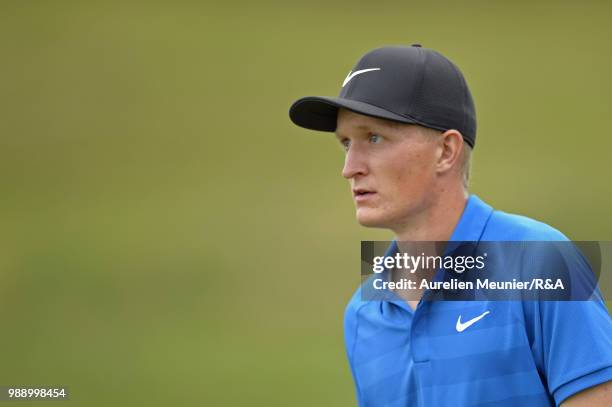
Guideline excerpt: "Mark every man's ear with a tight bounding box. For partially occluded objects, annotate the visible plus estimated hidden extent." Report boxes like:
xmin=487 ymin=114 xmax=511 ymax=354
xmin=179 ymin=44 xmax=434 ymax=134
xmin=436 ymin=129 xmax=464 ymax=175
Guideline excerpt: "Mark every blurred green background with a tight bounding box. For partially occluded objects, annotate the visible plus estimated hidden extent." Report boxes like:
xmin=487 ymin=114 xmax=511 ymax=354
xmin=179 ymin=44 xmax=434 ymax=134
xmin=0 ymin=1 xmax=611 ymax=405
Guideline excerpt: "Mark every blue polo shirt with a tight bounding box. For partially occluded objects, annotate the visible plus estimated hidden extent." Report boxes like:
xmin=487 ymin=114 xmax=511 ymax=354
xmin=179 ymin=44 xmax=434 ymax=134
xmin=344 ymin=195 xmax=612 ymax=406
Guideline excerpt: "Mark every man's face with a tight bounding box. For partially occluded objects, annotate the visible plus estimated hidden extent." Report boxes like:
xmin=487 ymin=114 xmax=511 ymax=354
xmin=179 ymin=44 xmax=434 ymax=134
xmin=335 ymin=108 xmax=440 ymax=230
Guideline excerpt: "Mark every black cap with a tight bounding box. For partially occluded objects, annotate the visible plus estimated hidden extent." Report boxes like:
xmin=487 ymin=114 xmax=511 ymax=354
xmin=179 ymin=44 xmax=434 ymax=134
xmin=289 ymin=45 xmax=477 ymax=148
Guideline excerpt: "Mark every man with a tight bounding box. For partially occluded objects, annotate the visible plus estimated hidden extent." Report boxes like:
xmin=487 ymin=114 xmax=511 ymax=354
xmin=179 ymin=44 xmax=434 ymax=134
xmin=289 ymin=45 xmax=612 ymax=406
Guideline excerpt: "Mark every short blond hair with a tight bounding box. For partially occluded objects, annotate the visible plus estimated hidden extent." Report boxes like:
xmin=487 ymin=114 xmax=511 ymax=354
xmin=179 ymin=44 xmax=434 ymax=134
xmin=459 ymin=144 xmax=472 ymax=189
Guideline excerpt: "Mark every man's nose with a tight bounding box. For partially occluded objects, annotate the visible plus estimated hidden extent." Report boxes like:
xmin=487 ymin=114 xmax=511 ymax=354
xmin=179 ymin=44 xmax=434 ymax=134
xmin=342 ymin=148 xmax=368 ymax=179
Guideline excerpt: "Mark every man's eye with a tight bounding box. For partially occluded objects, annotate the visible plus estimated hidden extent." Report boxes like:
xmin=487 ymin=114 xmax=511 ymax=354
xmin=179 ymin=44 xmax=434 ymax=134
xmin=341 ymin=139 xmax=351 ymax=151
xmin=369 ymin=134 xmax=382 ymax=144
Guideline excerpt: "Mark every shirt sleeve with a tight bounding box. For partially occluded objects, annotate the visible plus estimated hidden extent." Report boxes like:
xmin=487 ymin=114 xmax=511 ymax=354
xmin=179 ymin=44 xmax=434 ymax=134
xmin=541 ymin=300 xmax=612 ymax=405
xmin=523 ymin=293 xmax=612 ymax=405
xmin=521 ymin=243 xmax=612 ymax=406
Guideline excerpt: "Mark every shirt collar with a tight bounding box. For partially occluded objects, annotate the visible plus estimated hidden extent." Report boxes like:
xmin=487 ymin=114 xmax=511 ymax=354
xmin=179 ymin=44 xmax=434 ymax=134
xmin=431 ymin=194 xmax=494 ymax=285
xmin=448 ymin=194 xmax=494 ymax=242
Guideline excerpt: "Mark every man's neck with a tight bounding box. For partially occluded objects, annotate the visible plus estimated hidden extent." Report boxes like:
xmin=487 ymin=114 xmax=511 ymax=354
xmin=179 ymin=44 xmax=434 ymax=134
xmin=394 ymin=188 xmax=468 ymax=242
xmin=391 ymin=188 xmax=469 ymax=310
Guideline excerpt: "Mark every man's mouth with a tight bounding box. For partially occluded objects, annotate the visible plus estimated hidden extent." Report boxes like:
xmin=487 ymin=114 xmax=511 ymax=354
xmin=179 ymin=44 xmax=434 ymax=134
xmin=353 ymin=188 xmax=377 ymax=202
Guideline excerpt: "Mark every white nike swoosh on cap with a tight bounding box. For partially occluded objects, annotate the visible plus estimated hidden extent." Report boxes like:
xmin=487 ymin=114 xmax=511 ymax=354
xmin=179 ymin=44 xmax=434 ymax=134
xmin=455 ymin=310 xmax=490 ymax=332
xmin=342 ymin=68 xmax=381 ymax=87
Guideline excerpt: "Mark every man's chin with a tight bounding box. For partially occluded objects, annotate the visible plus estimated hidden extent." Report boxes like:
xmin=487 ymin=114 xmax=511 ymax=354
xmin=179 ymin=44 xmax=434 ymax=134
xmin=356 ymin=209 xmax=390 ymax=228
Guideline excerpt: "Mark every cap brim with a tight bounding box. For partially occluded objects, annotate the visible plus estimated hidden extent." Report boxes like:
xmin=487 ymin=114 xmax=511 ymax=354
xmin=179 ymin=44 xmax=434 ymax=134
xmin=289 ymin=96 xmax=418 ymax=132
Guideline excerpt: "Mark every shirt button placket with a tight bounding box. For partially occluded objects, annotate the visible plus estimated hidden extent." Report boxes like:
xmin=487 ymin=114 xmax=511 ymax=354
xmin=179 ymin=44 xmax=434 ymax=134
xmin=410 ymin=302 xmax=431 ymax=406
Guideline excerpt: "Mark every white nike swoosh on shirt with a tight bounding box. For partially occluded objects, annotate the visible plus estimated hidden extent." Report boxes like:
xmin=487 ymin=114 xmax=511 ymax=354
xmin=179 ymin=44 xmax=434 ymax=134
xmin=342 ymin=68 xmax=381 ymax=87
xmin=456 ymin=311 xmax=490 ymax=332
